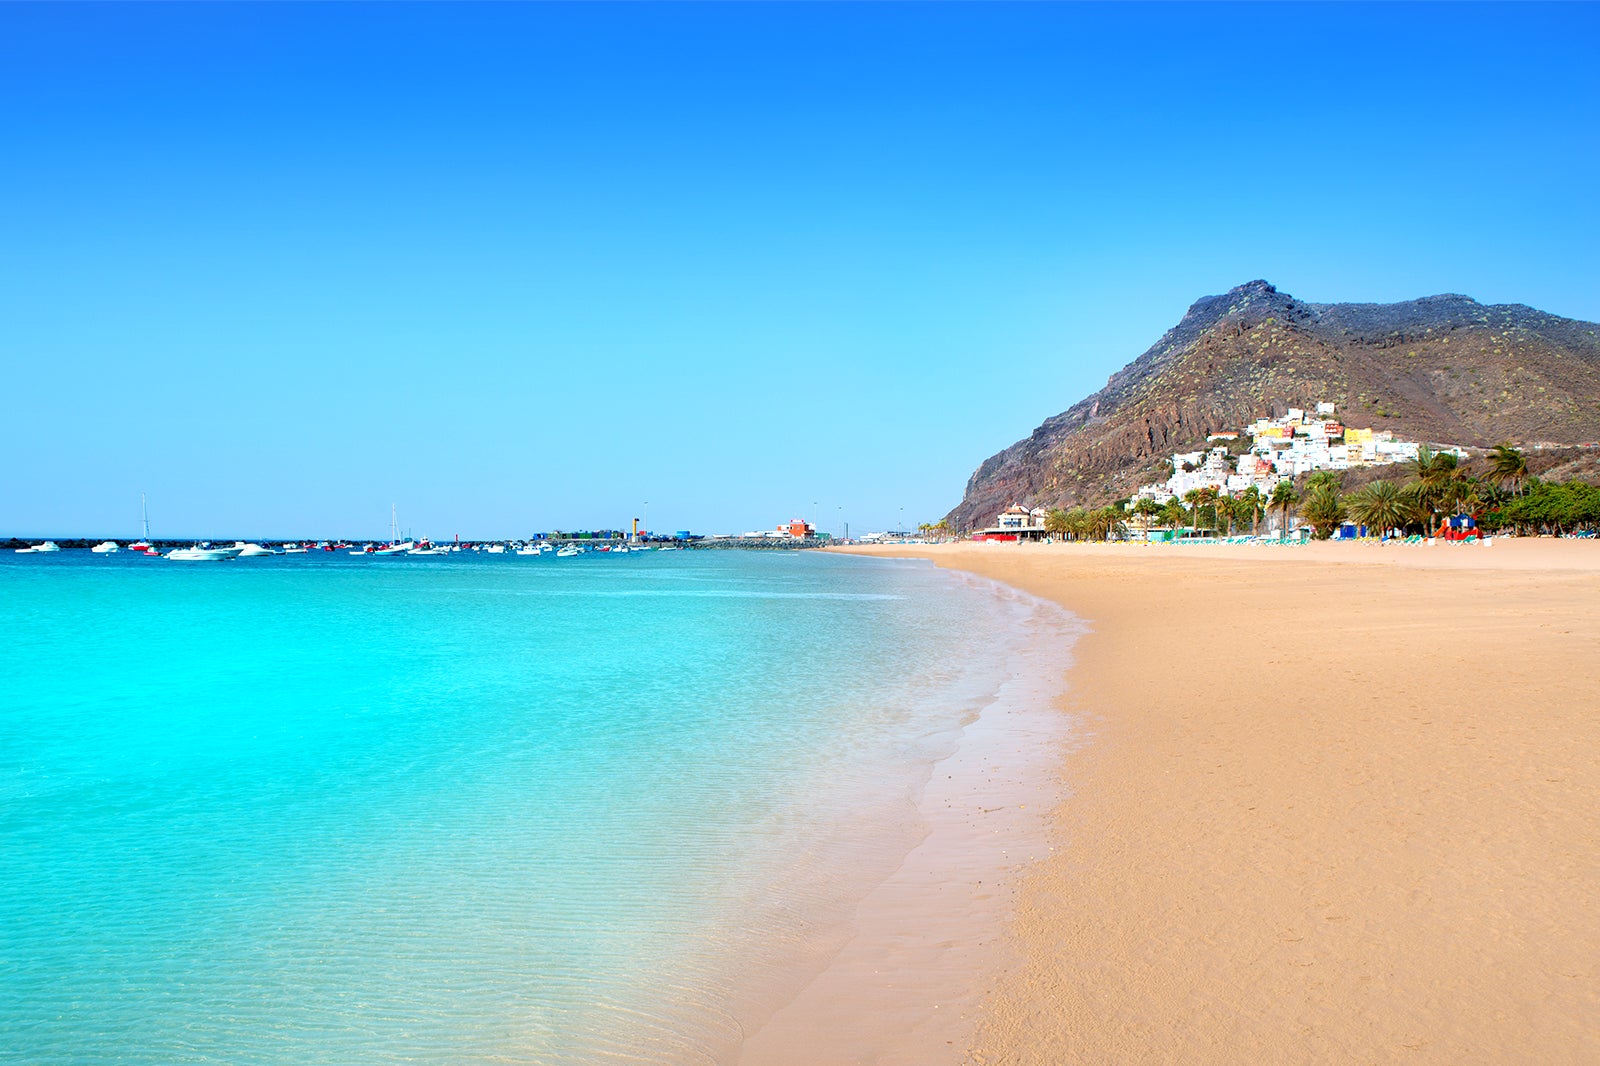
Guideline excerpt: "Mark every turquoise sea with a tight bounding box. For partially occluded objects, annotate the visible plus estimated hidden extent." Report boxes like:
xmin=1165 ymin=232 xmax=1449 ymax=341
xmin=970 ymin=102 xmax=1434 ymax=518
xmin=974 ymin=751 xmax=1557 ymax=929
xmin=1 ymin=549 xmax=1069 ymax=1065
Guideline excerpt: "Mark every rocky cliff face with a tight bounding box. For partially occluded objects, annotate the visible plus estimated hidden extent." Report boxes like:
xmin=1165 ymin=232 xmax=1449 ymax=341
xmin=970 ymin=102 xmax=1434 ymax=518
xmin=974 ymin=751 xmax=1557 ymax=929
xmin=947 ymin=281 xmax=1600 ymax=530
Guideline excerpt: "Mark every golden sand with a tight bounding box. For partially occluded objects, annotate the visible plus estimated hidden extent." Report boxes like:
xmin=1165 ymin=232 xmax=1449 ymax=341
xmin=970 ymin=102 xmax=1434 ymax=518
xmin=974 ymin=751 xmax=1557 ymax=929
xmin=749 ymin=539 xmax=1600 ymax=1064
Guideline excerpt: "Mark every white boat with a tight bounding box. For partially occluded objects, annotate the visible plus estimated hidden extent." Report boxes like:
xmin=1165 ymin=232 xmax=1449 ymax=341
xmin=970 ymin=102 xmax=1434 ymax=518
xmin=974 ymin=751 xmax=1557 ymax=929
xmin=368 ymin=505 xmax=416 ymax=555
xmin=92 ymin=541 xmax=121 ymax=554
xmin=233 ymin=542 xmax=278 ymax=557
xmin=166 ymin=545 xmax=242 ymax=562
xmin=16 ymin=541 xmax=63 ymax=554
xmin=282 ymin=543 xmax=308 ymax=554
xmin=555 ymin=544 xmax=581 ymax=558
xmin=515 ymin=544 xmax=540 ymax=555
xmin=485 ymin=543 xmax=506 ymax=554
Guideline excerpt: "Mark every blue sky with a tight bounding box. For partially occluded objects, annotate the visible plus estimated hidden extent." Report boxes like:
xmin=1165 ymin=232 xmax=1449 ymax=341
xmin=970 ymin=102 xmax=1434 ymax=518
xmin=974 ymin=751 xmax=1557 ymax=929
xmin=4 ymin=2 xmax=1596 ymax=538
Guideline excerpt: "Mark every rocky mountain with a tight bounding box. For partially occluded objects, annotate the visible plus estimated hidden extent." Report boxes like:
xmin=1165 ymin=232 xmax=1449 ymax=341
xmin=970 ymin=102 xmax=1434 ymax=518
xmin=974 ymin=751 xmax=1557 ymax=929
xmin=948 ymin=281 xmax=1600 ymax=530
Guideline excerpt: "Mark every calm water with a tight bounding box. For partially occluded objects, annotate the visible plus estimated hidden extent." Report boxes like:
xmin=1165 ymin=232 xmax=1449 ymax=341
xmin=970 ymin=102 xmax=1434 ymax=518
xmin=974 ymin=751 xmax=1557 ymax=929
xmin=0 ymin=548 xmax=1067 ymax=1065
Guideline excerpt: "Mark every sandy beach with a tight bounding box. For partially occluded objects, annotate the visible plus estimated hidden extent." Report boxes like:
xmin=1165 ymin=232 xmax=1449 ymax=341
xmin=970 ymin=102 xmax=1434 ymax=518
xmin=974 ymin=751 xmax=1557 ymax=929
xmin=769 ymin=538 xmax=1600 ymax=1065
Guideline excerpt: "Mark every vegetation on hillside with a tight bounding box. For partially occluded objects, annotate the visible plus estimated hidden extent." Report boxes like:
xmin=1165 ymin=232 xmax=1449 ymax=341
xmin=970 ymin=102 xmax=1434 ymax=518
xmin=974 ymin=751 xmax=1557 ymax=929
xmin=1275 ymin=445 xmax=1600 ymax=539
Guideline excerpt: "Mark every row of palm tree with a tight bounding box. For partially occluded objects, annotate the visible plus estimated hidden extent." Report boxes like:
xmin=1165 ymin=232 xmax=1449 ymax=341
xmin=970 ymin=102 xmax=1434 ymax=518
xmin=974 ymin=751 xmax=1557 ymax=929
xmin=1296 ymin=444 xmax=1561 ymax=539
xmin=1042 ymin=505 xmax=1127 ymax=541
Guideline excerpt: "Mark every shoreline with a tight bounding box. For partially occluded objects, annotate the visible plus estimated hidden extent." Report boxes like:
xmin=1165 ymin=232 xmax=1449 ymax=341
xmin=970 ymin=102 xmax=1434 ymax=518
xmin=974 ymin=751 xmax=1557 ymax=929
xmin=737 ymin=567 xmax=1086 ymax=1065
xmin=825 ymin=538 xmax=1600 ymax=1064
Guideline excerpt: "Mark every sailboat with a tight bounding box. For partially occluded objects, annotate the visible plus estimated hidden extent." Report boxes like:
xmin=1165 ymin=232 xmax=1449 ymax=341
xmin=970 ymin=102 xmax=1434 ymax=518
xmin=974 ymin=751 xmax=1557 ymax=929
xmin=129 ymin=494 xmax=156 ymax=554
xmin=373 ymin=504 xmax=414 ymax=555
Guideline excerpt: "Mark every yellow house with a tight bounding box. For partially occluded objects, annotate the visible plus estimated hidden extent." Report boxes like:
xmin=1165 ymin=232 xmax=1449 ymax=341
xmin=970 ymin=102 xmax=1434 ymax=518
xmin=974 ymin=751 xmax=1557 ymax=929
xmin=1344 ymin=427 xmax=1376 ymax=462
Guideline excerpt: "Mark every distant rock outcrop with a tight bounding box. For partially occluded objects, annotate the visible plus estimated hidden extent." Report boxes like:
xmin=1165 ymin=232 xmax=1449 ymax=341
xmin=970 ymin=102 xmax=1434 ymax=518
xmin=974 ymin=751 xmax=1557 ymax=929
xmin=947 ymin=281 xmax=1600 ymax=530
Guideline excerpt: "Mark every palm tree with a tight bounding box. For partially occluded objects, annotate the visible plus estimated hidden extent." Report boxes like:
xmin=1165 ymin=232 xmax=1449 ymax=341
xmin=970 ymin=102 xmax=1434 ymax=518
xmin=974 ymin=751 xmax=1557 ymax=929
xmin=1298 ymin=483 xmax=1347 ymax=540
xmin=1092 ymin=506 xmax=1126 ymax=541
xmin=1131 ymin=497 xmax=1162 ymax=539
xmin=1346 ymin=480 xmax=1418 ymax=537
xmin=1066 ymin=507 xmax=1091 ymax=541
xmin=1410 ymin=446 xmax=1461 ymax=533
xmin=1268 ymin=480 xmax=1299 ymax=540
xmin=1160 ymin=498 xmax=1188 ymax=539
xmin=1191 ymin=486 xmax=1219 ymax=536
xmin=1488 ymin=443 xmax=1529 ymax=497
xmin=1182 ymin=489 xmax=1202 ymax=537
xmin=1043 ymin=508 xmax=1071 ymax=541
xmin=1234 ymin=486 xmax=1265 ymax=537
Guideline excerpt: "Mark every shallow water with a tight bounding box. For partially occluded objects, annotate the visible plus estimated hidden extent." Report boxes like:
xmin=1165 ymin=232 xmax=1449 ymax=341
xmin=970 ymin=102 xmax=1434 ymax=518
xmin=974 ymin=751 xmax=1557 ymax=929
xmin=1 ymin=549 xmax=1065 ymax=1065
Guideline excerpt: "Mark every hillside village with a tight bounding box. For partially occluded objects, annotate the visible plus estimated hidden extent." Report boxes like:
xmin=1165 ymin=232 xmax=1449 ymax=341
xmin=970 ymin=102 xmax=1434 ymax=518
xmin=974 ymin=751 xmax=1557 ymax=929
xmin=1133 ymin=402 xmax=1465 ymax=505
xmin=977 ymin=402 xmax=1482 ymax=540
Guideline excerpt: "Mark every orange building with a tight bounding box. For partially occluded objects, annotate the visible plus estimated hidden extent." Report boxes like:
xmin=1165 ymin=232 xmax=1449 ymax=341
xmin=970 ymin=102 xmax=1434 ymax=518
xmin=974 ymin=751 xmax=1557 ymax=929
xmin=782 ymin=519 xmax=815 ymax=539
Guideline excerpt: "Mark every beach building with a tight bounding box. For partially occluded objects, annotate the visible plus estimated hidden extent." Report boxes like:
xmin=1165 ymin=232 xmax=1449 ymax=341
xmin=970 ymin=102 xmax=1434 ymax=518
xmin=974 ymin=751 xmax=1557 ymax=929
xmin=973 ymin=504 xmax=1050 ymax=542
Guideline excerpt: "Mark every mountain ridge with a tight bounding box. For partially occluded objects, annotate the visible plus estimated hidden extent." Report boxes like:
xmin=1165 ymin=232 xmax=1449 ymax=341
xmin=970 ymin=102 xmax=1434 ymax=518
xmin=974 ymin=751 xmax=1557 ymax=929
xmin=947 ymin=281 xmax=1600 ymax=530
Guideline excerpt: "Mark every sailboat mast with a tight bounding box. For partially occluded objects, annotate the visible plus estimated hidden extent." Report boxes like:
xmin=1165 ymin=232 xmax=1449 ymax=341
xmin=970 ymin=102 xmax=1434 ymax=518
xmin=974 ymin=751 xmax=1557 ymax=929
xmin=141 ymin=493 xmax=150 ymax=539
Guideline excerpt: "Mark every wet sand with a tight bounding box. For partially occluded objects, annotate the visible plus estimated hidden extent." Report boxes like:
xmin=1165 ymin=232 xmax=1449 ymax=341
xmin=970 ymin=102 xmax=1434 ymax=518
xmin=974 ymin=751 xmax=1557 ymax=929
xmin=760 ymin=538 xmax=1600 ymax=1064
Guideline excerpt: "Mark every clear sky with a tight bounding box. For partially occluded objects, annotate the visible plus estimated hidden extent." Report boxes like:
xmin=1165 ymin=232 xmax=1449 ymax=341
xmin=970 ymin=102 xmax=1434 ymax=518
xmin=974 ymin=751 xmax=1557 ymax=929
xmin=4 ymin=2 xmax=1596 ymax=539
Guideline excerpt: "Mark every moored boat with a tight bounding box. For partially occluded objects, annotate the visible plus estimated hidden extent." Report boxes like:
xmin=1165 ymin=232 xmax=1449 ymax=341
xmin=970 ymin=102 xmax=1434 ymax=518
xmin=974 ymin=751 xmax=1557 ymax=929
xmin=15 ymin=541 xmax=63 ymax=554
xmin=91 ymin=541 xmax=121 ymax=554
xmin=129 ymin=493 xmax=154 ymax=553
xmin=166 ymin=544 xmax=243 ymax=562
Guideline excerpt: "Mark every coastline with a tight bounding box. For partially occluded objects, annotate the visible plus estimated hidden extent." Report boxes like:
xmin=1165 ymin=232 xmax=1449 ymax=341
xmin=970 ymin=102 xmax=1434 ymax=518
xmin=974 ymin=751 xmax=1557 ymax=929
xmin=738 ymin=568 xmax=1086 ymax=1065
xmin=828 ymin=539 xmax=1600 ymax=1064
